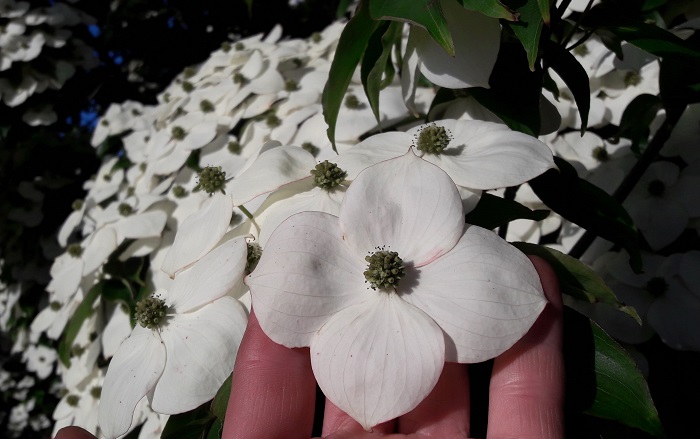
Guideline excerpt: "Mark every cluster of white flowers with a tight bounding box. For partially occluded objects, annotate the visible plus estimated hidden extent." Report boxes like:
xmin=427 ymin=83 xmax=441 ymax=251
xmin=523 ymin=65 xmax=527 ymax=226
xmin=7 ymin=2 xmax=697 ymax=437
xmin=0 ymin=0 xmax=97 ymax=125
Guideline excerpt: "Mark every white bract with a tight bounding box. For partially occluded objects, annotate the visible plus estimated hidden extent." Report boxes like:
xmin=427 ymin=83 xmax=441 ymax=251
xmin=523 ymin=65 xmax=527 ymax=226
xmin=246 ymin=150 xmax=547 ymax=429
xmin=98 ymin=237 xmax=249 ymax=438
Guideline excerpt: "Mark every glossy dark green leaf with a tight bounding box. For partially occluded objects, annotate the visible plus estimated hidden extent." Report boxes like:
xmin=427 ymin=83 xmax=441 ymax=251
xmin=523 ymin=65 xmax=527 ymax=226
xmin=323 ymin=0 xmax=381 ymax=151
xmin=659 ymin=33 xmax=700 ymax=110
xmin=564 ymin=308 xmax=663 ymax=437
xmin=617 ymin=94 xmax=663 ymax=154
xmin=544 ymin=39 xmax=590 ymax=133
xmin=503 ymin=0 xmax=544 ymax=70
xmin=361 ymin=21 xmax=401 ymax=124
xmin=513 ymin=242 xmax=640 ymax=323
xmin=529 ymin=157 xmax=642 ymax=272
xmin=206 ymin=419 xmax=223 ymax=439
xmin=469 ymin=86 xmax=539 ymax=136
xmin=58 ymin=282 xmax=102 ymax=367
xmin=459 ymin=0 xmax=518 ymax=20
xmin=336 ymin=0 xmax=354 ymax=18
xmin=537 ymin=0 xmax=550 ymax=25
xmin=465 ymin=193 xmax=549 ymax=230
xmin=211 ymin=374 xmax=233 ymax=423
xmin=161 ymin=402 xmax=215 ymax=439
xmin=369 ymin=0 xmax=454 ymax=56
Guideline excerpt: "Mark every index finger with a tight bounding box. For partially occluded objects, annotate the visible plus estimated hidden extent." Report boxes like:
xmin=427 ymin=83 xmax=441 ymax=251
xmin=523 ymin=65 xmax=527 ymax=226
xmin=487 ymin=255 xmax=565 ymax=439
xmin=222 ymin=310 xmax=317 ymax=439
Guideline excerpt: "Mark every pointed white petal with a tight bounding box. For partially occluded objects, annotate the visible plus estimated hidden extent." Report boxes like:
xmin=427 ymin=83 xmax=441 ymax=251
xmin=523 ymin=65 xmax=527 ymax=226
xmin=58 ymin=210 xmax=83 ymax=247
xmin=414 ymin=2 xmax=500 ymax=89
xmin=230 ymin=146 xmax=317 ymax=206
xmin=311 ymin=294 xmax=445 ymax=430
xmin=402 ymin=226 xmax=546 ymax=363
xmin=47 ymin=258 xmax=83 ymax=301
xmin=99 ymin=326 xmax=166 ymax=439
xmin=115 ymin=211 xmax=168 ymax=241
xmin=168 ymin=236 xmax=248 ymax=313
xmin=247 ymin=211 xmax=366 ymax=348
xmin=160 ymin=193 xmax=233 ymax=278
xmin=334 ymin=132 xmax=409 ymax=179
xmin=83 ymin=227 xmax=118 ymax=275
xmin=151 ymin=297 xmax=248 ymax=414
xmin=408 ymin=120 xmax=555 ymax=189
xmin=339 ymin=150 xmax=463 ymax=267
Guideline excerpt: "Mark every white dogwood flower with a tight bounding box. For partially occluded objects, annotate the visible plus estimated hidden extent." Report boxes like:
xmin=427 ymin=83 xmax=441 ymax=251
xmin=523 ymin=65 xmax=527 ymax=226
xmin=247 ymin=150 xmax=546 ymax=429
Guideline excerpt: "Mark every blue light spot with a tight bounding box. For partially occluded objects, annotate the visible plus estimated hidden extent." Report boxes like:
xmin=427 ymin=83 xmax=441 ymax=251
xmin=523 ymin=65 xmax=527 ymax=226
xmin=80 ymin=110 xmax=98 ymax=130
xmin=167 ymin=17 xmax=175 ymax=28
xmin=88 ymin=24 xmax=101 ymax=37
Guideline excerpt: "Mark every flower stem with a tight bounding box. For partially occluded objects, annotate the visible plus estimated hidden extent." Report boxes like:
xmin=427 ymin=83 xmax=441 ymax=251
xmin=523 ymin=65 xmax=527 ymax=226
xmin=238 ymin=205 xmax=255 ymax=222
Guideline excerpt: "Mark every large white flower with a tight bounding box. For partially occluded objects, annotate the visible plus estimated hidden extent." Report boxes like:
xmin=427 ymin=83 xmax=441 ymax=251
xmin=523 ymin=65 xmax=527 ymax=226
xmin=98 ymin=236 xmax=249 ymax=439
xmin=246 ymin=150 xmax=546 ymax=429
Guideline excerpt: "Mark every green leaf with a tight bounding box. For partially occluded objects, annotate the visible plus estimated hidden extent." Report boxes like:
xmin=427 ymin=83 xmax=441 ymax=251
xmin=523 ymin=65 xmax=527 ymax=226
xmin=659 ymin=33 xmax=700 ymax=110
xmin=564 ymin=308 xmax=663 ymax=437
xmin=617 ymin=94 xmax=664 ymax=154
xmin=503 ymin=0 xmax=544 ymax=70
xmin=544 ymin=39 xmax=590 ymax=133
xmin=361 ymin=21 xmax=402 ymax=125
xmin=211 ymin=374 xmax=233 ymax=423
xmin=513 ymin=243 xmax=640 ymax=323
xmin=537 ymin=0 xmax=550 ymax=25
xmin=101 ymin=278 xmax=134 ymax=313
xmin=369 ymin=0 xmax=454 ymax=56
xmin=206 ymin=419 xmax=223 ymax=439
xmin=336 ymin=0 xmax=354 ymax=18
xmin=529 ymin=157 xmax=643 ymax=272
xmin=459 ymin=0 xmax=518 ymax=20
xmin=465 ymin=193 xmax=549 ymax=230
xmin=161 ymin=402 xmax=215 ymax=439
xmin=323 ymin=0 xmax=381 ymax=151
xmin=58 ymin=282 xmax=102 ymax=367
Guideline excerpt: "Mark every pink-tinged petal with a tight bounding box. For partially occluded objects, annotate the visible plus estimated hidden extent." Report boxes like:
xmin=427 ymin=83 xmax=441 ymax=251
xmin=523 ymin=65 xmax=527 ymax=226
xmin=83 ymin=227 xmax=118 ymax=276
xmin=151 ymin=297 xmax=248 ymax=414
xmin=311 ymin=293 xmax=445 ymax=430
xmin=98 ymin=326 xmax=166 ymax=439
xmin=230 ymin=146 xmax=317 ymax=206
xmin=168 ymin=236 xmax=248 ymax=313
xmin=160 ymin=193 xmax=233 ymax=278
xmin=413 ymin=1 xmax=500 ymax=89
xmin=115 ymin=211 xmax=168 ymax=242
xmin=408 ymin=120 xmax=556 ymax=189
xmin=339 ymin=150 xmax=463 ymax=267
xmin=402 ymin=226 xmax=546 ymax=363
xmin=246 ymin=211 xmax=367 ymax=348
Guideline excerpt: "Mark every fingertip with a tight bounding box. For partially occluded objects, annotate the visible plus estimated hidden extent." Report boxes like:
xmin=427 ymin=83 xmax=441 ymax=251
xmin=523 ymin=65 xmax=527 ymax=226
xmin=528 ymin=255 xmax=563 ymax=310
xmin=54 ymin=426 xmax=98 ymax=439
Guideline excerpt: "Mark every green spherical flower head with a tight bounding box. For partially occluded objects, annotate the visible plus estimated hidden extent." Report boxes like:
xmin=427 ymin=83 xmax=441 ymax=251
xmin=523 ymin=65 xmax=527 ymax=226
xmin=72 ymin=199 xmax=84 ymax=211
xmin=183 ymin=67 xmax=196 ymax=79
xmin=646 ymin=276 xmax=668 ymax=298
xmin=118 ymin=203 xmax=133 ymax=216
xmin=182 ymin=81 xmax=194 ymax=92
xmin=311 ymin=32 xmax=322 ymax=43
xmin=246 ymin=242 xmax=263 ymax=274
xmin=90 ymin=386 xmax=102 ymax=399
xmin=136 ymin=295 xmax=168 ymax=329
xmin=310 ymin=160 xmax=347 ymax=190
xmin=265 ymin=113 xmax=282 ymax=128
xmin=624 ymin=71 xmax=642 ymax=87
xmin=235 ymin=42 xmax=245 ymax=51
xmin=67 ymin=244 xmax=83 ymax=258
xmin=66 ymin=395 xmax=80 ymax=407
xmin=221 ymin=41 xmax=232 ymax=52
xmin=415 ymin=124 xmax=452 ymax=154
xmin=344 ymin=94 xmax=365 ymax=110
xmin=171 ymin=125 xmax=187 ymax=141
xmin=200 ymin=99 xmax=215 ymax=113
xmin=573 ymin=44 xmax=589 ymax=57
xmin=647 ymin=179 xmax=665 ymax=197
xmin=233 ymin=72 xmax=248 ymax=85
xmin=228 ymin=141 xmax=242 ymax=154
xmin=364 ymin=248 xmax=404 ymax=290
xmin=592 ymin=146 xmax=609 ymax=162
xmin=50 ymin=301 xmax=62 ymax=311
xmin=285 ymin=79 xmax=298 ymax=92
xmin=172 ymin=185 xmax=188 ymax=198
xmin=194 ymin=166 xmax=227 ymax=195
xmin=301 ymin=141 xmax=319 ymax=157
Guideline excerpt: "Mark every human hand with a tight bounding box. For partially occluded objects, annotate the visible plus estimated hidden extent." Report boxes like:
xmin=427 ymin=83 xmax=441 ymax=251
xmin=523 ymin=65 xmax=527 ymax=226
xmin=221 ymin=255 xmax=564 ymax=439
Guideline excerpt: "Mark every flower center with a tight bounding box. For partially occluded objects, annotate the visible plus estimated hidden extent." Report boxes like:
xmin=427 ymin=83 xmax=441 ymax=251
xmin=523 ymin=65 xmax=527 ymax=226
xmin=415 ymin=124 xmax=452 ymax=155
xmin=135 ymin=296 xmax=168 ymax=329
xmin=266 ymin=113 xmax=282 ymax=128
xmin=310 ymin=161 xmax=347 ymax=190
xmin=172 ymin=185 xmax=188 ymax=198
xmin=364 ymin=248 xmax=404 ymax=290
xmin=647 ymin=179 xmax=665 ymax=197
xmin=233 ymin=72 xmax=248 ymax=85
xmin=67 ymin=244 xmax=83 ymax=258
xmin=181 ymin=81 xmax=194 ymax=92
xmin=285 ymin=79 xmax=299 ymax=92
xmin=171 ymin=126 xmax=187 ymax=141
xmin=200 ymin=99 xmax=215 ymax=113
xmin=118 ymin=203 xmax=133 ymax=216
xmin=90 ymin=386 xmax=102 ymax=399
xmin=72 ymin=199 xmax=84 ymax=210
xmin=573 ymin=44 xmax=589 ymax=57
xmin=194 ymin=165 xmax=227 ymax=195
xmin=624 ymin=71 xmax=642 ymax=87
xmin=592 ymin=146 xmax=609 ymax=162
xmin=246 ymin=242 xmax=262 ymax=274
xmin=66 ymin=395 xmax=80 ymax=407
xmin=302 ymin=141 xmax=319 ymax=157
xmin=344 ymin=94 xmax=365 ymax=110
xmin=228 ymin=141 xmax=242 ymax=154
xmin=646 ymin=276 xmax=668 ymax=298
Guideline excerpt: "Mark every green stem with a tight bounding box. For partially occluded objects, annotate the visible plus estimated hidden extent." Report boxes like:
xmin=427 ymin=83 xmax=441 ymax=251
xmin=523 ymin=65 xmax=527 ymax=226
xmin=238 ymin=205 xmax=255 ymax=222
